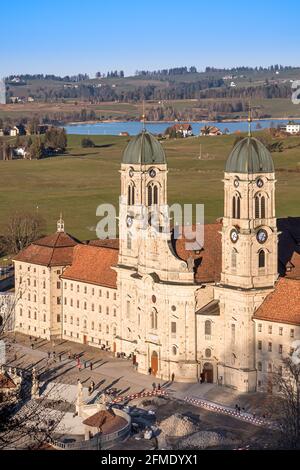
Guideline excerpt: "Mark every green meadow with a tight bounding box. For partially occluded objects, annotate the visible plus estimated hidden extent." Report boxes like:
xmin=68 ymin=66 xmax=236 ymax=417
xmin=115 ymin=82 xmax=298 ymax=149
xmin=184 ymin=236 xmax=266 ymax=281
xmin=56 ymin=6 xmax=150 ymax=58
xmin=0 ymin=133 xmax=299 ymax=240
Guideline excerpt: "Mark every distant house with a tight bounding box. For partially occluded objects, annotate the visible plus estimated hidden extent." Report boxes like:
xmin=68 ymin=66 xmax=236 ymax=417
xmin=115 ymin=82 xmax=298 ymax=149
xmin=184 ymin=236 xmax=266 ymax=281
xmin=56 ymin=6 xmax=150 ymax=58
xmin=169 ymin=123 xmax=193 ymax=138
xmin=200 ymin=125 xmax=223 ymax=136
xmin=12 ymin=147 xmax=28 ymax=159
xmin=9 ymin=124 xmax=26 ymax=136
xmin=282 ymin=121 xmax=300 ymax=134
xmin=119 ymin=132 xmax=129 ymax=136
xmin=27 ymin=96 xmax=35 ymax=102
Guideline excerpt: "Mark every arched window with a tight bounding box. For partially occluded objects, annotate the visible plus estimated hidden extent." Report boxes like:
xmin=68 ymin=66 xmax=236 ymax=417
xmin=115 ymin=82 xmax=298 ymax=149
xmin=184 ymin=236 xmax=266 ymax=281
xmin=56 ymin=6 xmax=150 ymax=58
xmin=261 ymin=196 xmax=265 ymax=218
xmin=232 ymin=194 xmax=241 ymax=218
xmin=147 ymin=183 xmax=159 ymax=206
xmin=153 ymin=185 xmax=158 ymax=204
xmin=231 ymin=324 xmax=236 ymax=345
xmin=128 ymin=183 xmax=135 ymax=205
xmin=172 ymin=345 xmax=177 ymax=356
xmin=151 ymin=308 xmax=158 ymax=330
xmin=231 ymin=248 xmax=237 ymax=269
xmin=255 ymin=193 xmax=267 ymax=218
xmin=148 ymin=184 xmax=152 ymax=206
xmin=205 ymin=320 xmax=212 ymax=336
xmin=255 ymin=196 xmax=260 ymax=218
xmin=259 ymin=250 xmax=265 ymax=268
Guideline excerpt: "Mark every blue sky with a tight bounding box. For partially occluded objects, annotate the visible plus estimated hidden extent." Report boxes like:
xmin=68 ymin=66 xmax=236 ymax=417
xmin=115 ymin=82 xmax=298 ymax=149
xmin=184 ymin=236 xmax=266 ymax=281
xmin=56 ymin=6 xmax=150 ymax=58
xmin=1 ymin=0 xmax=299 ymax=77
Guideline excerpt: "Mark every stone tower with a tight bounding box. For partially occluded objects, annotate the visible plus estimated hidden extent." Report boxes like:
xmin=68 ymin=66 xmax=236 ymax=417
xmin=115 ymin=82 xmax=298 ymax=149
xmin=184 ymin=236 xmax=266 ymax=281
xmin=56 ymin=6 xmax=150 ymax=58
xmin=115 ymin=130 xmax=197 ymax=381
xmin=215 ymin=135 xmax=278 ymax=391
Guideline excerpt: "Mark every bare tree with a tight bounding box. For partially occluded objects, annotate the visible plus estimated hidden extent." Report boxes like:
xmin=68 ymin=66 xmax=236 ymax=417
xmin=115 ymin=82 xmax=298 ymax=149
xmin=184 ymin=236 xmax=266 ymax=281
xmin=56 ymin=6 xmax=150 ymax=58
xmin=272 ymin=357 xmax=300 ymax=449
xmin=0 ymin=211 xmax=45 ymax=255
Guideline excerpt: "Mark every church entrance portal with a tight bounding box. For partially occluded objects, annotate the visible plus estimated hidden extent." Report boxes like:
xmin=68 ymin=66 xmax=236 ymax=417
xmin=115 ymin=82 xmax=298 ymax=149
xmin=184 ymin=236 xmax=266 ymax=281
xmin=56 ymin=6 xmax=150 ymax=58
xmin=203 ymin=363 xmax=213 ymax=383
xmin=151 ymin=351 xmax=158 ymax=376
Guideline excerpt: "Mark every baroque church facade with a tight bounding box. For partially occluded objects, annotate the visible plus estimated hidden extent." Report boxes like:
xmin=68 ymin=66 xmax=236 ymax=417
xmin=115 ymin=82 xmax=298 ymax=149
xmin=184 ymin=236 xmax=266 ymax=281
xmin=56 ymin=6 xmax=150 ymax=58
xmin=13 ymin=131 xmax=300 ymax=392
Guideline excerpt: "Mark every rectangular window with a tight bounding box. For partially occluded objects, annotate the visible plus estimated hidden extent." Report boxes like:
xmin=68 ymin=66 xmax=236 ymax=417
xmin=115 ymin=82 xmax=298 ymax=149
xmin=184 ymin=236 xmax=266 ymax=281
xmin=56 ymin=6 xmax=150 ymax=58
xmin=57 ymin=314 xmax=61 ymax=323
xmin=279 ymin=344 xmax=283 ymax=354
xmin=57 ymin=297 xmax=61 ymax=305
xmin=106 ymin=291 xmax=109 ymax=299
xmin=70 ymin=299 xmax=73 ymax=307
xmin=268 ymin=325 xmax=272 ymax=334
xmin=114 ymin=293 xmax=117 ymax=300
xmin=77 ymin=285 xmax=80 ymax=293
xmin=258 ymin=323 xmax=262 ymax=333
xmin=64 ymin=297 xmax=67 ymax=305
xmin=84 ymin=286 xmax=87 ymax=294
xmin=57 ymin=281 xmax=61 ymax=289
xmin=126 ymin=300 xmax=130 ymax=318
xmin=99 ymin=305 xmax=102 ymax=314
xmin=258 ymin=340 xmax=262 ymax=350
xmin=171 ymin=322 xmax=177 ymax=335
xmin=77 ymin=300 xmax=79 ymax=308
xmin=290 ymin=329 xmax=295 ymax=338
xmin=106 ymin=306 xmax=109 ymax=315
xmin=268 ymin=342 xmax=272 ymax=352
xmin=279 ymin=327 xmax=283 ymax=336
xmin=70 ymin=316 xmax=73 ymax=325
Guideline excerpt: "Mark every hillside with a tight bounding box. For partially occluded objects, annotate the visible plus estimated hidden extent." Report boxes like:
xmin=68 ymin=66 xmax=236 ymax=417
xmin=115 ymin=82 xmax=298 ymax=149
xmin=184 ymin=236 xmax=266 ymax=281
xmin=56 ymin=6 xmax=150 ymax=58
xmin=0 ymin=132 xmax=299 ymax=240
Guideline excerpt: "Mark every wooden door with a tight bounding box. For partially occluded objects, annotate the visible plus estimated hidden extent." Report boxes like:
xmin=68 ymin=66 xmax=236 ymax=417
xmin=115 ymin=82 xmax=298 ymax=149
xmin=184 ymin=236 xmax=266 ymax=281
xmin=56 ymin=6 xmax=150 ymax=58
xmin=203 ymin=363 xmax=213 ymax=383
xmin=83 ymin=335 xmax=87 ymax=345
xmin=151 ymin=351 xmax=158 ymax=376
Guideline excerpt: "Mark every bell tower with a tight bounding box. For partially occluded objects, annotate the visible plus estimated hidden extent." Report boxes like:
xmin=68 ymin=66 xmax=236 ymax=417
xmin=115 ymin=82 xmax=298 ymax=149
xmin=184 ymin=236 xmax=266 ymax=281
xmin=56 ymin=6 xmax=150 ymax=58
xmin=118 ymin=130 xmax=168 ymax=269
xmin=215 ymin=127 xmax=278 ymax=392
xmin=221 ymin=134 xmax=278 ymax=289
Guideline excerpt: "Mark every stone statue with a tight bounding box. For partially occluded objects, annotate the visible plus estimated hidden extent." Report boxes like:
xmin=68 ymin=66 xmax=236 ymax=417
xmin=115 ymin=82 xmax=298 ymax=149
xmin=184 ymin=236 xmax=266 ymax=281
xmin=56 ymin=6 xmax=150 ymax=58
xmin=187 ymin=255 xmax=195 ymax=272
xmin=31 ymin=367 xmax=39 ymax=399
xmin=76 ymin=379 xmax=84 ymax=415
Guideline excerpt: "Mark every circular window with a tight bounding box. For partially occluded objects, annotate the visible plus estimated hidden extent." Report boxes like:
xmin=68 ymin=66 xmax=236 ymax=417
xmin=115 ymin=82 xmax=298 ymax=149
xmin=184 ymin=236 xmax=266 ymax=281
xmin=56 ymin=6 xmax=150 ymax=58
xmin=152 ymin=295 xmax=156 ymax=303
xmin=234 ymin=178 xmax=239 ymax=188
xmin=205 ymin=348 xmax=211 ymax=358
xmin=171 ymin=305 xmax=176 ymax=312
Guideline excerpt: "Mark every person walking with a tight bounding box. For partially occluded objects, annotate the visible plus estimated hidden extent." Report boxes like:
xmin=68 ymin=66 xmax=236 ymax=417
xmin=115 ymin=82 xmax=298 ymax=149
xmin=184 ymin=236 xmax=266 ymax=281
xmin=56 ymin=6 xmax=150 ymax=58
xmin=90 ymin=362 xmax=93 ymax=371
xmin=148 ymin=367 xmax=152 ymax=375
xmin=158 ymin=383 xmax=161 ymax=391
xmin=152 ymin=382 xmax=156 ymax=391
xmin=47 ymin=351 xmax=51 ymax=359
xmin=171 ymin=372 xmax=175 ymax=382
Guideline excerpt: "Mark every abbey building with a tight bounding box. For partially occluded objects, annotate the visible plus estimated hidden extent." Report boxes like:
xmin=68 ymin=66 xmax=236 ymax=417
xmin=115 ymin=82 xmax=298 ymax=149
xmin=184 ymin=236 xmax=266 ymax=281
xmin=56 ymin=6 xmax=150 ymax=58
xmin=13 ymin=131 xmax=300 ymax=392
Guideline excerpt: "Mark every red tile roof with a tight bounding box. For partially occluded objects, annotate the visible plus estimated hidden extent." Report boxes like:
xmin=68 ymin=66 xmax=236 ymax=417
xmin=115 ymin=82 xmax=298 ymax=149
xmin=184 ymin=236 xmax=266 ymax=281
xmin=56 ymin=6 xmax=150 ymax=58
xmin=88 ymin=239 xmax=119 ymax=250
xmin=0 ymin=372 xmax=17 ymax=389
xmin=61 ymin=244 xmax=118 ymax=288
xmin=82 ymin=409 xmax=127 ymax=434
xmin=13 ymin=232 xmax=80 ymax=267
xmin=173 ymin=223 xmax=222 ymax=283
xmin=254 ymin=278 xmax=300 ymax=326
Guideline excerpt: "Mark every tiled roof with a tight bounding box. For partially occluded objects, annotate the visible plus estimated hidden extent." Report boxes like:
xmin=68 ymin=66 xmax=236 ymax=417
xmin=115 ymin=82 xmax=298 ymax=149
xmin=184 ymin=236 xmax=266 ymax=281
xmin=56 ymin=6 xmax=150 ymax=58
xmin=88 ymin=239 xmax=119 ymax=250
xmin=82 ymin=409 xmax=127 ymax=434
xmin=173 ymin=223 xmax=222 ymax=283
xmin=0 ymin=372 xmax=17 ymax=389
xmin=13 ymin=232 xmax=80 ymax=267
xmin=61 ymin=245 xmax=118 ymax=288
xmin=254 ymin=278 xmax=300 ymax=326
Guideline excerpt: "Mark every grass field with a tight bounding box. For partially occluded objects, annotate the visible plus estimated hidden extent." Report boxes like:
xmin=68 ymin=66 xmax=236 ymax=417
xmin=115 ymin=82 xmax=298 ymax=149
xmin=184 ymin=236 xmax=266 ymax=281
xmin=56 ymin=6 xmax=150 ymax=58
xmin=0 ymin=133 xmax=299 ymax=240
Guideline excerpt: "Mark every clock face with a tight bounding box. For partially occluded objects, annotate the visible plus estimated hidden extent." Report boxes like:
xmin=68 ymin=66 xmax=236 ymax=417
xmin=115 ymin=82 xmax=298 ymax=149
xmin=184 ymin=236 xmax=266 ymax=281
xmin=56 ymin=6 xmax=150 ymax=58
xmin=149 ymin=168 xmax=156 ymax=178
xmin=256 ymin=178 xmax=264 ymax=188
xmin=257 ymin=229 xmax=268 ymax=244
xmin=230 ymin=229 xmax=239 ymax=243
xmin=129 ymin=168 xmax=134 ymax=178
xmin=234 ymin=178 xmax=239 ymax=188
xmin=126 ymin=215 xmax=133 ymax=227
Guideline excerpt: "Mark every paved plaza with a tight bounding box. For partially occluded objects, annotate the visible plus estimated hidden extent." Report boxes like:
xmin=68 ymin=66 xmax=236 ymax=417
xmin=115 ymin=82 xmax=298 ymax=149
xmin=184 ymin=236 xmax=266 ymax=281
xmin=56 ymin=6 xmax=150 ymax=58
xmin=3 ymin=332 xmax=270 ymax=416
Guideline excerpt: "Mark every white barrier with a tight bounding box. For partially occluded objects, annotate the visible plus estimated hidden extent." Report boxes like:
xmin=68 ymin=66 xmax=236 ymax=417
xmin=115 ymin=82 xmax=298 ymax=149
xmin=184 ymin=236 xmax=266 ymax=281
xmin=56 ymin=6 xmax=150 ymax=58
xmin=183 ymin=396 xmax=276 ymax=429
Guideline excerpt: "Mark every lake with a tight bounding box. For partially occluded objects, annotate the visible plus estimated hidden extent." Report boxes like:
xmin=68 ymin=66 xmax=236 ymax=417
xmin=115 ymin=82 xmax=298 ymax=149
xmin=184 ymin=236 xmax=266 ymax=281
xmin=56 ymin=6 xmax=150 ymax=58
xmin=65 ymin=119 xmax=295 ymax=136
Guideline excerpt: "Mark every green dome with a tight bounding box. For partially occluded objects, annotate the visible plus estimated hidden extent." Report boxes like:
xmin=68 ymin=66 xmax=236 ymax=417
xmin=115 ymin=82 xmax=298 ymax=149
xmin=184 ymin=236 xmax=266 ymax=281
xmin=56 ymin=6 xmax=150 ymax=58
xmin=225 ymin=136 xmax=274 ymax=174
xmin=122 ymin=130 xmax=166 ymax=165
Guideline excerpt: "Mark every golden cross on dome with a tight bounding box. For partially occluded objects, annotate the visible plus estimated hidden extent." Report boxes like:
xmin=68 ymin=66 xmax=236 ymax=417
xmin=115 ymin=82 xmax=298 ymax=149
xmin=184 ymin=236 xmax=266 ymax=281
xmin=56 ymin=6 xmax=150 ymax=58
xmin=142 ymin=100 xmax=146 ymax=131
xmin=248 ymin=100 xmax=252 ymax=137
